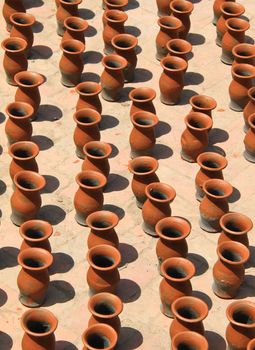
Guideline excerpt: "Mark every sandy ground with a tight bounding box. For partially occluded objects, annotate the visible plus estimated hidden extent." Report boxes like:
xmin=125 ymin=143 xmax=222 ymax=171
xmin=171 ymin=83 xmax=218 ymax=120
xmin=0 ymin=0 xmax=255 ymax=349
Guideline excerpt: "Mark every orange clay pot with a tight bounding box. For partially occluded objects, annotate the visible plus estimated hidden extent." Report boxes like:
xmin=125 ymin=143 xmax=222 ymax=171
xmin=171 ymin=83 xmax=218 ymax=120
xmin=129 ymin=87 xmax=156 ymax=116
xmin=156 ymin=0 xmax=171 ymax=17
xmin=103 ymin=0 xmax=128 ymax=10
xmin=20 ymin=220 xmax=53 ymax=252
xmin=232 ymin=43 xmax=255 ymax=67
xmin=3 ymin=0 xmax=26 ymax=32
xmin=56 ymin=0 xmax=81 ymax=36
xmin=75 ymin=82 xmax=102 ymax=114
xmin=166 ymin=38 xmax=192 ymax=62
xmin=10 ymin=12 xmax=35 ymax=55
xmin=212 ymin=0 xmax=235 ymax=25
xmin=82 ymin=141 xmax=112 ymax=178
xmin=171 ymin=331 xmax=209 ymax=350
xmin=62 ymin=16 xmax=88 ymax=45
xmin=243 ymin=87 xmax=255 ymax=132
xmin=244 ymin=113 xmax=255 ymax=162
xmin=170 ymin=0 xmax=194 ymax=39
xmin=82 ymin=324 xmax=118 ymax=350
xmin=189 ymin=94 xmax=217 ymax=117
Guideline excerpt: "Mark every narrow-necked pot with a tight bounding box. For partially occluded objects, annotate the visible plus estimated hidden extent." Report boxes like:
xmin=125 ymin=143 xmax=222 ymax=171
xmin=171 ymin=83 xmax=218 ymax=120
xmin=189 ymin=95 xmax=217 ymax=117
xmin=56 ymin=0 xmax=81 ymax=36
xmin=75 ymin=82 xmax=102 ymax=113
xmin=20 ymin=220 xmax=53 ymax=252
xmin=243 ymin=87 xmax=255 ymax=132
xmin=212 ymin=0 xmax=235 ymax=25
xmin=244 ymin=113 xmax=255 ymax=162
xmin=103 ymin=0 xmax=128 ymax=10
xmin=3 ymin=0 xmax=26 ymax=32
xmin=82 ymin=141 xmax=112 ymax=178
xmin=166 ymin=38 xmax=192 ymax=63
xmin=171 ymin=331 xmax=209 ymax=350
xmin=170 ymin=0 xmax=194 ymax=39
xmin=129 ymin=87 xmax=156 ymax=116
xmin=156 ymin=0 xmax=171 ymax=17
xmin=62 ymin=16 xmax=88 ymax=44
xmin=232 ymin=43 xmax=255 ymax=67
xmin=82 ymin=324 xmax=118 ymax=350
xmin=10 ymin=12 xmax=35 ymax=56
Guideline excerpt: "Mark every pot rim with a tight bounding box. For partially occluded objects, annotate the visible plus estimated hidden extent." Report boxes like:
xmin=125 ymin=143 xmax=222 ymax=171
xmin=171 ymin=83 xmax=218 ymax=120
xmin=73 ymin=108 xmax=102 ymax=125
xmin=161 ymin=257 xmax=195 ymax=282
xmin=18 ymin=247 xmax=53 ymax=270
xmin=19 ymin=220 xmax=53 ymax=242
xmin=248 ymin=113 xmax=255 ymax=129
xmin=160 ymin=55 xmax=188 ymax=72
xmin=131 ymin=111 xmax=159 ymax=128
xmin=156 ymin=216 xmax=191 ymax=241
xmin=129 ymin=87 xmax=156 ymax=103
xmin=170 ymin=0 xmax=194 ymax=14
xmin=81 ymin=324 xmax=118 ymax=349
xmin=157 ymin=15 xmax=182 ymax=31
xmin=128 ymin=156 xmax=159 ymax=175
xmin=21 ymin=308 xmax=58 ymax=337
xmin=189 ymin=95 xmax=217 ymax=111
xmin=9 ymin=141 xmax=39 ymax=161
xmin=248 ymin=87 xmax=255 ymax=101
xmin=220 ymin=2 xmax=245 ymax=17
xmin=220 ymin=212 xmax=253 ymax=235
xmin=87 ymin=244 xmax=121 ymax=271
xmin=226 ymin=301 xmax=255 ymax=328
xmin=196 ymin=152 xmax=228 ymax=171
xmin=14 ymin=170 xmax=46 ymax=192
xmin=1 ymin=36 xmax=27 ymax=52
xmin=225 ymin=17 xmax=250 ymax=32
xmin=111 ymin=33 xmax=138 ymax=51
xmin=103 ymin=9 xmax=128 ymax=23
xmin=83 ymin=141 xmax=112 ymax=159
xmin=76 ymin=170 xmax=107 ymax=190
xmin=75 ymin=81 xmax=102 ymax=96
xmin=59 ymin=0 xmax=82 ymax=5
xmin=217 ymin=241 xmax=250 ymax=265
xmin=166 ymin=38 xmax=192 ymax=55
xmin=171 ymin=331 xmax=208 ymax=350
xmin=145 ymin=182 xmax=176 ymax=203
xmin=64 ymin=16 xmax=89 ymax=32
xmin=6 ymin=101 xmax=34 ymax=120
xmin=232 ymin=63 xmax=255 ymax=79
xmin=88 ymin=292 xmax=123 ymax=318
xmin=102 ymin=54 xmax=127 ymax=70
xmin=171 ymin=296 xmax=209 ymax=323
xmin=232 ymin=43 xmax=255 ymax=60
xmin=10 ymin=12 xmax=36 ymax=26
xmin=60 ymin=39 xmax=85 ymax=54
xmin=86 ymin=210 xmax=119 ymax=230
xmin=185 ymin=112 xmax=213 ymax=131
xmin=202 ymin=178 xmax=233 ymax=199
xmin=104 ymin=0 xmax=128 ymax=8
xmin=14 ymin=71 xmax=46 ymax=88
xmin=247 ymin=338 xmax=255 ymax=349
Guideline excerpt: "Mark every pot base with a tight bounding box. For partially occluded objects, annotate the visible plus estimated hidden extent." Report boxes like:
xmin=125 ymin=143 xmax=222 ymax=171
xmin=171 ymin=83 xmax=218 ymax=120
xmin=136 ymin=199 xmax=144 ymax=209
xmin=75 ymin=212 xmax=88 ymax=226
xmin=195 ymin=186 xmax=204 ymax=202
xmin=57 ymin=22 xmax=64 ymax=37
xmin=181 ymin=150 xmax=195 ymax=163
xmin=243 ymin=150 xmax=255 ymax=163
xmin=101 ymin=88 xmax=120 ymax=102
xmin=160 ymin=94 xmax=180 ymax=105
xmin=75 ymin=147 xmax=85 ymax=159
xmin=215 ymin=32 xmax=222 ymax=47
xmin=229 ymin=100 xmax=243 ymax=112
xmin=199 ymin=216 xmax=220 ymax=233
xmin=11 ymin=212 xmax=29 ymax=227
xmin=221 ymin=50 xmax=233 ymax=65
xmin=19 ymin=294 xmax=44 ymax=308
xmin=243 ymin=123 xmax=249 ymax=133
xmin=212 ymin=281 xmax=237 ymax=299
xmin=61 ymin=73 xmax=81 ymax=88
xmin=130 ymin=148 xmax=153 ymax=159
xmin=142 ymin=221 xmax=158 ymax=237
xmin=160 ymin=302 xmax=173 ymax=318
xmin=212 ymin=15 xmax=217 ymax=26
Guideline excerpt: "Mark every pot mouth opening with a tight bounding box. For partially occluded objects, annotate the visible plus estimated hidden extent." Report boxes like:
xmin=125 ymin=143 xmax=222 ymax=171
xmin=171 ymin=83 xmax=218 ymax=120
xmin=13 ymin=148 xmax=33 ymax=158
xmin=164 ymin=61 xmax=183 ymax=70
xmin=160 ymin=18 xmax=180 ymax=28
xmin=170 ymin=43 xmax=186 ymax=53
xmin=67 ymin=21 xmax=83 ymax=30
xmin=224 ymin=220 xmax=246 ymax=233
xmin=93 ymin=301 xmax=116 ymax=315
xmin=193 ymin=100 xmax=213 ymax=109
xmin=76 ymin=114 xmax=97 ymax=124
xmin=232 ymin=310 xmax=255 ymax=325
xmin=188 ymin=118 xmax=205 ymax=129
xmin=9 ymin=107 xmax=29 ymax=117
xmin=171 ymin=0 xmax=193 ymax=13
xmin=206 ymin=187 xmax=225 ymax=196
xmin=161 ymin=227 xmax=183 ymax=238
xmin=61 ymin=0 xmax=80 ymax=3
xmin=201 ymin=160 xmax=220 ymax=169
xmin=91 ymin=254 xmax=115 ymax=268
xmin=5 ymin=42 xmax=23 ymax=51
xmin=12 ymin=16 xmax=32 ymax=25
xmin=80 ymin=178 xmax=100 ymax=187
xmin=106 ymin=11 xmax=127 ymax=22
xmin=221 ymin=249 xmax=242 ymax=262
xmin=114 ymin=38 xmax=134 ymax=48
xmin=19 ymin=77 xmax=39 ymax=86
xmin=86 ymin=147 xmax=106 ymax=157
xmin=17 ymin=178 xmax=39 ymax=189
xmin=135 ymin=117 xmax=154 ymax=126
xmin=63 ymin=44 xmax=81 ymax=53
xmin=91 ymin=220 xmax=112 ymax=229
xmin=133 ymin=165 xmax=153 ymax=173
xmin=235 ymin=68 xmax=254 ymax=77
xmin=235 ymin=49 xmax=254 ymax=57
xmin=176 ymin=306 xmax=199 ymax=320
xmin=175 ymin=341 xmax=200 ymax=350
xmin=26 ymin=319 xmax=52 ymax=334
xmin=149 ymin=189 xmax=168 ymax=200
xmin=166 ymin=266 xmax=188 ymax=279
xmin=24 ymin=228 xmax=46 ymax=239
xmin=227 ymin=20 xmax=248 ymax=31
xmin=78 ymin=83 xmax=100 ymax=95
xmin=87 ymin=333 xmax=111 ymax=349
xmin=106 ymin=0 xmax=126 ymax=5
xmin=105 ymin=59 xmax=124 ymax=69
xmin=23 ymin=257 xmax=46 ymax=268
xmin=130 ymin=88 xmax=156 ymax=102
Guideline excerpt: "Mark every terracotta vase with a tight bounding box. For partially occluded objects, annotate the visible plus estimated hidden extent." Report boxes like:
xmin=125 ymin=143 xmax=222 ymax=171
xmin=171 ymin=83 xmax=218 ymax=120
xmin=181 ymin=112 xmax=213 ymax=163
xmin=170 ymin=296 xmax=208 ymax=337
xmin=73 ymin=108 xmax=101 ymax=159
xmin=244 ymin=87 xmax=255 ymax=132
xmin=212 ymin=0 xmax=235 ymax=25
xmin=232 ymin=43 xmax=255 ymax=67
xmin=14 ymin=71 xmax=46 ymax=119
xmin=156 ymin=0 xmax=171 ymax=17
xmin=156 ymin=216 xmax=190 ymax=268
xmin=216 ymin=2 xmax=244 ymax=47
xmin=189 ymin=95 xmax=217 ymax=117
xmin=159 ymin=56 xmax=187 ymax=105
xmin=171 ymin=331 xmax=209 ymax=350
xmin=213 ymin=241 xmax=249 ymax=298
xmin=129 ymin=87 xmax=156 ymax=116
xmin=103 ymin=10 xmax=128 ymax=54
xmin=103 ymin=0 xmax=128 ymax=10
xmin=195 ymin=152 xmax=228 ymax=201
xmin=221 ymin=18 xmax=250 ymax=65
xmin=166 ymin=38 xmax=192 ymax=62
xmin=10 ymin=12 xmax=35 ymax=55
xmin=170 ymin=0 xmax=194 ymax=39
xmin=111 ymin=33 xmax=138 ymax=82
xmin=88 ymin=292 xmax=123 ymax=334
xmin=20 ymin=220 xmax=53 ymax=252
xmin=62 ymin=16 xmax=88 ymax=45
xmin=128 ymin=156 xmax=159 ymax=208
xmin=82 ymin=324 xmax=118 ymax=350
xmin=100 ymin=54 xmax=127 ymax=101
xmin=74 ymin=171 xmax=107 ymax=226
xmin=9 ymin=141 xmax=39 ymax=180
xmin=21 ymin=309 xmax=58 ymax=350
xmin=159 ymin=257 xmax=195 ymax=317
xmin=82 ymin=141 xmax=112 ymax=178
xmin=229 ymin=63 xmax=255 ymax=112
xmin=244 ymin=113 xmax=255 ymax=162
xmin=199 ymin=178 xmax=233 ymax=233
xmin=56 ymin=0 xmax=81 ymax=36
xmin=59 ymin=39 xmax=85 ymax=87
xmin=75 ymin=82 xmax=102 ymax=113
xmin=5 ymin=101 xmax=33 ymax=145
xmin=2 ymin=0 xmax=26 ymax=32
xmin=10 ymin=171 xmax=46 ymax=226
xmin=86 ymin=210 xmax=119 ymax=249
xmin=1 ymin=37 xmax=27 ymax=85
xmin=129 ymin=111 xmax=159 ymax=158
xmin=248 ymin=338 xmax=255 ymax=350
xmin=155 ymin=16 xmax=182 ymax=61
xmin=218 ymin=212 xmax=253 ymax=247
xmin=142 ymin=182 xmax=176 ymax=237
xmin=87 ymin=244 xmax=121 ymax=294
xmin=17 ymin=247 xmax=53 ymax=307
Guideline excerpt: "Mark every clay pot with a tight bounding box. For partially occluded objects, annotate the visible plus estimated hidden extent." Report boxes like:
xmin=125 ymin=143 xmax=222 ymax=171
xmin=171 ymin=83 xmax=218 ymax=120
xmin=232 ymin=43 xmax=255 ymax=67
xmin=156 ymin=0 xmax=171 ymax=17
xmin=129 ymin=87 xmax=156 ymax=116
xmin=3 ymin=0 xmax=26 ymax=32
xmin=86 ymin=210 xmax=119 ymax=249
xmin=111 ymin=33 xmax=138 ymax=82
xmin=103 ymin=10 xmax=128 ymax=54
xmin=156 ymin=16 xmax=182 ymax=61
xmin=216 ymin=2 xmax=244 ymax=47
xmin=195 ymin=152 xmax=228 ymax=201
xmin=59 ymin=39 xmax=85 ymax=87
xmin=55 ymin=0 xmax=60 ymax=7
xmin=17 ymin=247 xmax=53 ymax=307
xmin=170 ymin=296 xmax=208 ymax=337
xmin=142 ymin=182 xmax=176 ymax=237
xmin=103 ymin=0 xmax=128 ymax=10
xmin=62 ymin=16 xmax=88 ymax=45
xmin=166 ymin=38 xmax=192 ymax=62
xmin=181 ymin=112 xmax=213 ymax=163
xmin=244 ymin=113 xmax=255 ymax=162
xmin=9 ymin=141 xmax=39 ymax=180
xmin=170 ymin=0 xmax=194 ymax=39
xmin=56 ymin=0 xmax=81 ymax=36
xmin=100 ymin=54 xmax=127 ymax=102
xmin=248 ymin=338 xmax=255 ymax=350
xmin=74 ymin=171 xmax=107 ymax=226
xmin=159 ymin=56 xmax=187 ymax=105
xmin=21 ymin=309 xmax=58 ymax=350
xmin=171 ymin=331 xmax=209 ymax=350
xmin=229 ymin=63 xmax=255 ymax=112
xmin=212 ymin=0 xmax=235 ymax=25
xmin=156 ymin=216 xmax=190 ymax=268
xmin=218 ymin=212 xmax=253 ymax=247
xmin=244 ymin=87 xmax=255 ymax=132
xmin=87 ymin=244 xmax=121 ymax=294
xmin=189 ymin=95 xmax=217 ymax=117
xmin=10 ymin=12 xmax=35 ymax=55
xmin=75 ymin=82 xmax=102 ymax=113
xmin=82 ymin=324 xmax=118 ymax=350
xmin=10 ymin=171 xmax=46 ymax=226
xmin=199 ymin=178 xmax=233 ymax=233
xmin=213 ymin=241 xmax=249 ymax=298
xmin=82 ymin=141 xmax=112 ymax=178
xmin=88 ymin=292 xmax=123 ymax=334
xmin=159 ymin=257 xmax=195 ymax=317
xmin=221 ymin=18 xmax=250 ymax=65
xmin=20 ymin=220 xmax=53 ymax=252
xmin=5 ymin=101 xmax=33 ymax=145
xmin=1 ymin=37 xmax=27 ymax=85
xmin=128 ymin=156 xmax=159 ymax=208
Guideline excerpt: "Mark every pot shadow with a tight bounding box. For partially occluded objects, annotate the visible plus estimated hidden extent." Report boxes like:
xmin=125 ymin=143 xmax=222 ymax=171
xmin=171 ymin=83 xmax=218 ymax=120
xmin=190 ymin=0 xmax=202 ymax=3
xmin=228 ymin=187 xmax=241 ymax=203
xmin=24 ymin=0 xmax=44 ymax=8
xmin=247 ymin=246 xmax=255 ymax=268
xmin=116 ymin=327 xmax=143 ymax=350
xmin=32 ymin=135 xmax=54 ymax=151
xmin=125 ymin=26 xmax=141 ymax=37
xmin=41 ymin=175 xmax=60 ymax=194
xmin=119 ymin=243 xmax=139 ymax=267
xmin=100 ymin=115 xmax=119 ymax=130
xmin=50 ymin=252 xmax=75 ymax=275
xmin=206 ymin=144 xmax=226 ymax=157
xmin=38 ymin=205 xmax=66 ymax=225
xmin=79 ymin=8 xmax=95 ymax=20
xmin=209 ymin=128 xmax=229 ymax=144
xmin=235 ymin=275 xmax=255 ymax=299
xmin=0 ymin=247 xmax=19 ymax=269
xmin=192 ymin=290 xmax=213 ymax=310
xmin=187 ymin=252 xmax=209 ymax=276
xmin=44 ymin=280 xmax=75 ymax=306
xmin=104 ymin=174 xmax=129 ymax=193
xmin=135 ymin=45 xmax=142 ymax=55
xmin=133 ymin=68 xmax=153 ymax=83
xmin=184 ymin=72 xmax=204 ymax=86
xmin=155 ymin=121 xmax=171 ymax=137
xmin=81 ymin=72 xmax=100 ymax=83
xmin=153 ymin=144 xmax=173 ymax=160
xmin=205 ymin=331 xmax=226 ymax=350
xmin=0 ymin=289 xmax=8 ymax=307
xmin=246 ymin=35 xmax=254 ymax=45
xmin=36 ymin=104 xmax=63 ymax=122
xmin=187 ymin=33 xmax=206 ymax=46
xmin=85 ymin=25 xmax=97 ymax=37
xmin=33 ymin=20 xmax=44 ymax=33
xmin=0 ymin=180 xmax=7 ymax=195
xmin=103 ymin=204 xmax=125 ymax=220
xmin=30 ymin=45 xmax=53 ymax=60
xmin=125 ymin=0 xmax=139 ymax=10
xmin=116 ymin=279 xmax=141 ymax=303
xmin=119 ymin=87 xmax=135 ymax=102
xmin=0 ymin=332 xmax=13 ymax=350
xmin=108 ymin=143 xmax=119 ymax=158
xmin=179 ymin=89 xmax=198 ymax=105
xmin=56 ymin=341 xmax=78 ymax=350
xmin=0 ymin=145 xmax=3 ymax=156
xmin=83 ymin=51 xmax=103 ymax=64
xmin=0 ymin=112 xmax=6 ymax=123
